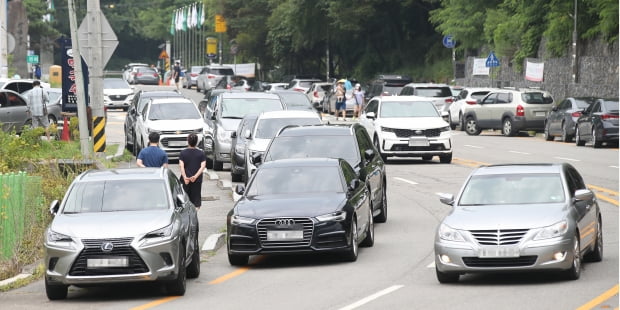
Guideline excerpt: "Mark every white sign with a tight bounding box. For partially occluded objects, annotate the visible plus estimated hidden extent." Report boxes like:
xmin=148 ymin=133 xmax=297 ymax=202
xmin=223 ymin=63 xmax=256 ymax=78
xmin=472 ymin=58 xmax=489 ymax=76
xmin=78 ymin=11 xmax=118 ymax=67
xmin=525 ymin=60 xmax=544 ymax=82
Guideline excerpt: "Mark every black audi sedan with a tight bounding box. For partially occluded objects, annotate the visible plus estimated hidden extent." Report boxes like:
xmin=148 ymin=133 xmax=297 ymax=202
xmin=226 ymin=158 xmax=374 ymax=266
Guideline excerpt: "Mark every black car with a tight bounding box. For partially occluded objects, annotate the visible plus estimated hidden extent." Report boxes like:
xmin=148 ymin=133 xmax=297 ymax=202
xmin=227 ymin=158 xmax=374 ymax=265
xmin=544 ymin=97 xmax=595 ymax=142
xmin=124 ymin=90 xmax=183 ymax=154
xmin=230 ymin=114 xmax=258 ymax=182
xmin=259 ymin=124 xmax=388 ymax=223
xmin=575 ymin=98 xmax=619 ymax=148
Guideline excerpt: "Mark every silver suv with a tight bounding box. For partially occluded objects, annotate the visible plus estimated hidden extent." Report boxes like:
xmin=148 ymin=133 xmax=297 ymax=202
xmin=462 ymin=89 xmax=554 ymax=136
xmin=398 ymin=83 xmax=454 ymax=120
xmin=196 ymin=65 xmax=235 ymax=93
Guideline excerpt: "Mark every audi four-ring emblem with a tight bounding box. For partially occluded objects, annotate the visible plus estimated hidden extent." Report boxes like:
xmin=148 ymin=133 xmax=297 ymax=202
xmin=275 ymin=219 xmax=295 ymax=226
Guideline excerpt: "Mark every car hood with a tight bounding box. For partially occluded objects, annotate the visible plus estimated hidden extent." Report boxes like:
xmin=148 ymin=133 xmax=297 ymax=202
xmin=104 ymin=89 xmax=133 ymax=96
xmin=146 ymin=118 xmax=204 ymax=131
xmin=236 ymin=193 xmax=346 ymax=218
xmin=50 ymin=210 xmax=173 ymax=239
xmin=247 ymin=138 xmax=271 ymax=152
xmin=443 ymin=203 xmax=568 ymax=230
xmin=220 ymin=118 xmax=242 ymax=131
xmin=377 ymin=117 xmax=448 ymax=129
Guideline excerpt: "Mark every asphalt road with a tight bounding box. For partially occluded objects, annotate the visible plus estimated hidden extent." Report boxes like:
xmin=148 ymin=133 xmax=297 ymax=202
xmin=0 ymin=85 xmax=617 ymax=310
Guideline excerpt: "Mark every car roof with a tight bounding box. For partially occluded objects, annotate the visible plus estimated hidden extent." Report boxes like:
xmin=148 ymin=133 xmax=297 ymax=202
xmin=377 ymin=95 xmax=437 ymax=102
xmin=259 ymin=157 xmax=341 ymax=169
xmin=139 ymin=90 xmax=183 ymax=98
xmin=403 ymin=83 xmax=451 ymax=88
xmin=77 ymin=167 xmax=166 ymax=182
xmin=473 ymin=163 xmax=563 ymax=176
xmin=258 ymin=110 xmax=321 ymax=119
xmin=277 ymin=124 xmax=356 ymax=137
xmin=150 ymin=97 xmax=194 ymax=105
xmin=221 ymin=92 xmax=281 ymax=99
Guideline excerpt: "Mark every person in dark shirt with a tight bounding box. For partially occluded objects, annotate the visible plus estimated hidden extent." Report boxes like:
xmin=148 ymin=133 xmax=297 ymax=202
xmin=179 ymin=133 xmax=206 ymax=209
xmin=137 ymin=132 xmax=169 ymax=168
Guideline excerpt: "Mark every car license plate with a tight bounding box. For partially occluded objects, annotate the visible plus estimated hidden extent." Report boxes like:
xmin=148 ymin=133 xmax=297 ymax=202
xmin=409 ymin=137 xmax=429 ymax=147
xmin=535 ymin=111 xmax=546 ymax=117
xmin=87 ymin=257 xmax=129 ymax=268
xmin=267 ymin=230 xmax=303 ymax=241
xmin=478 ymin=246 xmax=520 ymax=258
xmin=168 ymin=140 xmax=187 ymax=147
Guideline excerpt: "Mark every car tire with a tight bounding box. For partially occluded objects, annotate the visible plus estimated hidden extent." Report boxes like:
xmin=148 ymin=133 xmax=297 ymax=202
xmin=502 ymin=118 xmax=515 ymax=137
xmin=561 ymin=122 xmax=573 ymax=142
xmin=575 ymin=127 xmax=586 ymax=146
xmin=463 ymin=117 xmax=481 ymax=136
xmin=186 ymin=233 xmax=201 ymax=279
xmin=373 ymin=137 xmax=388 ymax=162
xmin=457 ymin=113 xmax=463 ymax=131
xmin=439 ymin=153 xmax=452 ymax=164
xmin=165 ymin=246 xmax=187 ymax=296
xmin=360 ymin=203 xmax=374 ymax=247
xmin=448 ymin=112 xmax=457 ymax=130
xmin=592 ymin=129 xmax=602 ymax=148
xmin=45 ymin=277 xmax=68 ymax=300
xmin=231 ymin=172 xmax=242 ymax=182
xmin=343 ymin=218 xmax=359 ymax=262
xmin=435 ymin=266 xmax=459 ymax=284
xmin=585 ymin=218 xmax=603 ymax=262
xmin=563 ymin=236 xmax=581 ymax=280
xmin=544 ymin=122 xmax=554 ymax=141
xmin=422 ymin=155 xmax=433 ymax=161
xmin=213 ymin=159 xmax=224 ymax=171
xmin=374 ymin=184 xmax=388 ymax=223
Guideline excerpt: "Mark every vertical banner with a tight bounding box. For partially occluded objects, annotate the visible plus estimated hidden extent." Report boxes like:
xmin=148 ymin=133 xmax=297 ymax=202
xmin=525 ymin=60 xmax=544 ymax=82
xmin=472 ymin=58 xmax=489 ymax=76
xmin=60 ymin=37 xmax=89 ymax=113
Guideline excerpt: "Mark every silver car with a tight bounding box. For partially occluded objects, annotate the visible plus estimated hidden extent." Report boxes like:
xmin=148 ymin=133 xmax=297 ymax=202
xmin=44 ymin=168 xmax=200 ymax=299
xmin=434 ymin=163 xmax=602 ymax=283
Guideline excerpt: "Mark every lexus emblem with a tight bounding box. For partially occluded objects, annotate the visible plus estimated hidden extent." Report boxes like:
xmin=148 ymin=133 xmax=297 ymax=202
xmin=101 ymin=242 xmax=114 ymax=252
xmin=275 ymin=219 xmax=295 ymax=226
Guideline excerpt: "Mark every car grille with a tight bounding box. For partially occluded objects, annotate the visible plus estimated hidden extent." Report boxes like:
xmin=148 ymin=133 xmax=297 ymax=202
xmin=160 ymin=129 xmax=201 ymax=135
xmin=382 ymin=127 xmax=441 ymax=138
xmin=389 ymin=145 xmax=447 ymax=152
xmin=110 ymin=94 xmax=129 ymax=100
xmin=469 ymin=229 xmax=529 ymax=245
xmin=462 ymin=256 xmax=537 ymax=267
xmin=257 ymin=218 xmax=314 ymax=248
xmin=68 ymin=237 xmax=149 ymax=276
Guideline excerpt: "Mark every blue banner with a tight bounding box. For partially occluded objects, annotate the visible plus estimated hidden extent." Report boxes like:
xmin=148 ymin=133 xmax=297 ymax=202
xmin=59 ymin=37 xmax=89 ymax=113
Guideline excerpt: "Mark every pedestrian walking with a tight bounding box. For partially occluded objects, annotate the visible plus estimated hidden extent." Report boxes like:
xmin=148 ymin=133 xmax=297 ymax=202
xmin=179 ymin=133 xmax=206 ymax=209
xmin=34 ymin=64 xmax=42 ymax=80
xmin=335 ymin=80 xmax=347 ymax=121
xmin=352 ymin=83 xmax=365 ymax=120
xmin=137 ymin=132 xmax=169 ymax=168
xmin=172 ymin=61 xmax=182 ymax=90
xmin=26 ymin=80 xmax=51 ymax=140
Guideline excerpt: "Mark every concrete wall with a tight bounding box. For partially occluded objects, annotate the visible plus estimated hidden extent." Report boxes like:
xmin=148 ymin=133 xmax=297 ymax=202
xmin=456 ymin=37 xmax=619 ymax=101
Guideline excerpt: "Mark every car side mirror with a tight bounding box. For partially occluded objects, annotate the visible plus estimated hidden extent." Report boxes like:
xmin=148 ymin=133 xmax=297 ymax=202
xmin=176 ymin=194 xmax=188 ymax=208
xmin=366 ymin=112 xmax=376 ymax=120
xmin=348 ymin=179 xmax=360 ymax=195
xmin=551 ymin=105 xmax=559 ymax=111
xmin=49 ymin=200 xmax=60 ymax=215
xmin=574 ymin=189 xmax=594 ymax=201
xmin=251 ymin=153 xmax=262 ymax=166
xmin=235 ymin=184 xmax=245 ymax=195
xmin=364 ymin=149 xmax=375 ymax=161
xmin=437 ymin=193 xmax=455 ymax=206
xmin=210 ymin=113 xmax=216 ymax=120
xmin=243 ymin=129 xmax=251 ymax=139
xmin=231 ymin=131 xmax=237 ymax=138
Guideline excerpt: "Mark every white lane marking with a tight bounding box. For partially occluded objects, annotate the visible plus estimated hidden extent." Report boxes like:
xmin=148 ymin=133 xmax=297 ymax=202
xmin=338 ymin=285 xmax=405 ymax=310
xmin=509 ymin=150 xmax=530 ymax=155
xmin=610 ymin=166 xmax=619 ymax=169
xmin=394 ymin=177 xmax=418 ymax=185
xmin=427 ymin=261 xmax=435 ymax=268
xmin=554 ymin=157 xmax=580 ymax=162
xmin=464 ymin=144 xmax=483 ymax=149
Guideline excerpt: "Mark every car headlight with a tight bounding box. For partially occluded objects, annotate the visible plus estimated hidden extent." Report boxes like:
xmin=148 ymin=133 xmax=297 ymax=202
xmin=440 ymin=126 xmax=450 ymax=132
xmin=46 ymin=229 xmax=75 ymax=249
xmin=316 ymin=211 xmax=347 ymax=222
xmin=231 ymin=215 xmax=256 ymax=225
xmin=147 ymin=128 xmax=161 ymax=135
xmin=141 ymin=223 xmax=175 ymax=246
xmin=235 ymin=143 xmax=245 ymax=154
xmin=438 ymin=224 xmax=465 ymax=242
xmin=217 ymin=128 xmax=232 ymax=144
xmin=534 ymin=220 xmax=568 ymax=240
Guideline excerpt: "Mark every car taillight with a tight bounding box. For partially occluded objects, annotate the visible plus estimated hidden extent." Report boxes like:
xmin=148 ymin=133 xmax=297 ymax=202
xmin=601 ymin=114 xmax=619 ymax=120
xmin=314 ymin=91 xmax=319 ymax=98
xmin=136 ymin=73 xmax=142 ymax=77
xmin=191 ymin=73 xmax=198 ymax=77
xmin=571 ymin=111 xmax=582 ymax=118
xmin=207 ymin=74 xmax=216 ymax=79
xmin=153 ymin=73 xmax=158 ymax=77
xmin=293 ymin=88 xmax=304 ymax=92
xmin=445 ymin=98 xmax=453 ymax=103
xmin=466 ymin=100 xmax=477 ymax=105
xmin=516 ymin=105 xmax=525 ymax=117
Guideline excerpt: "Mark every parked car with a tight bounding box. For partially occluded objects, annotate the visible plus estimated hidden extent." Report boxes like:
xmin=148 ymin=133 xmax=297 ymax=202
xmin=230 ymin=114 xmax=259 ymax=183
xmin=230 ymin=76 xmax=252 ymax=91
xmin=450 ymin=85 xmax=465 ymax=97
xmin=134 ymin=97 xmax=204 ymax=159
xmin=21 ymin=87 xmax=63 ymax=128
xmin=306 ymin=82 xmax=333 ymax=109
xmin=448 ymin=87 xmax=495 ymax=130
xmin=359 ymin=96 xmax=452 ymax=163
xmin=0 ymin=90 xmax=34 ymax=133
xmin=286 ymin=78 xmax=321 ymax=93
xmin=365 ymin=74 xmax=412 ymax=101
xmin=0 ymin=78 xmax=50 ymax=94
xmin=103 ymin=78 xmax=135 ymax=111
xmin=44 ymin=167 xmax=200 ymax=299
xmin=183 ymin=66 xmax=204 ymax=89
xmin=122 ymin=63 xmax=148 ymax=82
xmin=264 ymin=82 xmax=289 ymax=92
xmin=434 ymin=163 xmax=602 ymax=283
xmin=242 ymin=110 xmax=323 ymax=182
xmin=575 ymin=98 xmax=619 ymax=148
xmin=260 ymin=124 xmax=388 ymax=223
xmin=544 ymin=97 xmax=596 ymax=142
xmin=399 ymin=83 xmax=454 ymax=121
xmin=202 ymin=92 xmax=285 ymax=171
xmin=270 ymin=89 xmax=321 ymax=118
xmin=227 ymin=158 xmax=374 ymax=265
xmin=124 ymin=90 xmax=184 ymax=154
xmin=461 ymin=88 xmax=554 ymax=136
xmin=196 ymin=65 xmax=235 ymax=93
xmin=131 ymin=67 xmax=160 ymax=85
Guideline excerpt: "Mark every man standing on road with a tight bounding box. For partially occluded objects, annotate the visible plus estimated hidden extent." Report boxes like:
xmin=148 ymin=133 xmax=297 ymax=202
xmin=137 ymin=132 xmax=169 ymax=168
xmin=26 ymin=80 xmax=51 ymax=141
xmin=172 ymin=61 xmax=182 ymax=90
xmin=179 ymin=133 xmax=206 ymax=210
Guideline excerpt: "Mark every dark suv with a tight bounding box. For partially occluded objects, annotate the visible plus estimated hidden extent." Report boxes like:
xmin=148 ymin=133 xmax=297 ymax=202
xmin=365 ymin=74 xmax=412 ymax=101
xmin=259 ymin=124 xmax=388 ymax=223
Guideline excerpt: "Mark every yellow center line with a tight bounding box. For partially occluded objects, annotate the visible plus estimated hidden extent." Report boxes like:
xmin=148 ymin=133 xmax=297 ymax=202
xmin=576 ymin=284 xmax=619 ymax=310
xmin=588 ymin=184 xmax=619 ymax=196
xmin=208 ymin=266 xmax=251 ymax=284
xmin=129 ymin=296 xmax=180 ymax=310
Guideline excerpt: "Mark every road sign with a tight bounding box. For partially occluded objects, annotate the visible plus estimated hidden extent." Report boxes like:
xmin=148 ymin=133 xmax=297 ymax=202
xmin=206 ymin=37 xmax=217 ymax=58
xmin=443 ymin=35 xmax=456 ymax=48
xmin=158 ymin=50 xmax=168 ymax=59
xmin=26 ymin=55 xmax=39 ymax=64
xmin=485 ymin=51 xmax=500 ymax=68
xmin=215 ymin=15 xmax=227 ymax=33
xmin=77 ymin=11 xmax=118 ymax=67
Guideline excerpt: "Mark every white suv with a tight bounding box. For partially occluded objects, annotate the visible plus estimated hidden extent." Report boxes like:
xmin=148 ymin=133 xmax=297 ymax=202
xmin=398 ymin=83 xmax=454 ymax=120
xmin=359 ymin=96 xmax=452 ymax=163
xmin=448 ymin=87 xmax=496 ymax=130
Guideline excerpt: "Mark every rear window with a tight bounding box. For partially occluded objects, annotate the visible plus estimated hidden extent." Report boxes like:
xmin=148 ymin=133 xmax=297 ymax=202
xmin=384 ymin=79 xmax=411 ymax=87
xmin=413 ymin=87 xmax=452 ymax=97
xmin=382 ymin=86 xmax=404 ymax=96
xmin=603 ymin=100 xmax=619 ymax=111
xmin=319 ymin=85 xmax=332 ymax=92
xmin=211 ymin=68 xmax=234 ymax=75
xmin=521 ymin=92 xmax=553 ymax=104
xmin=299 ymin=81 xmax=316 ymax=88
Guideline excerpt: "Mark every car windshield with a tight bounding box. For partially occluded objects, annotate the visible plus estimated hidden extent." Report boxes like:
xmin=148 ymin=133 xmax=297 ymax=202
xmin=149 ymin=102 xmax=200 ymax=120
xmin=265 ymin=135 xmax=359 ymax=166
xmin=255 ymin=117 xmax=321 ymax=139
xmin=459 ymin=173 xmax=565 ymax=205
xmin=412 ymin=87 xmax=452 ymax=97
xmin=104 ymin=79 xmax=130 ymax=89
xmin=247 ymin=166 xmax=343 ymax=196
xmin=380 ymin=101 xmax=439 ymax=118
xmin=62 ymin=180 xmax=169 ymax=213
xmin=221 ymin=98 xmax=282 ymax=118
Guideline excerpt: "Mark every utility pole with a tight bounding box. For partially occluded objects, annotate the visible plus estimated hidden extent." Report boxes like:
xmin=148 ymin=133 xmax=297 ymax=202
xmin=0 ymin=0 xmax=7 ymax=78
xmin=86 ymin=0 xmax=106 ymax=153
xmin=571 ymin=0 xmax=578 ymax=84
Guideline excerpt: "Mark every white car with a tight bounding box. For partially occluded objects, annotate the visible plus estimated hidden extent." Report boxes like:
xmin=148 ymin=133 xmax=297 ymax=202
xmin=398 ymin=83 xmax=454 ymax=121
xmin=448 ymin=87 xmax=496 ymax=130
xmin=103 ymin=78 xmax=134 ymax=111
xmin=359 ymin=96 xmax=452 ymax=163
xmin=306 ymin=82 xmax=333 ymax=109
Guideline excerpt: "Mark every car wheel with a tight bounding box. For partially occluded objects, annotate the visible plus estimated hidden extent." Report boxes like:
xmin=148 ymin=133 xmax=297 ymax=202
xmin=45 ymin=277 xmax=68 ymax=300
xmin=373 ymin=137 xmax=388 ymax=162
xmin=422 ymin=155 xmax=433 ymax=161
xmin=435 ymin=266 xmax=459 ymax=283
xmin=457 ymin=113 xmax=463 ymax=131
xmin=439 ymin=153 xmax=452 ymax=164
xmin=592 ymin=128 xmax=602 ymax=148
xmin=563 ymin=236 xmax=581 ymax=280
xmin=360 ymin=203 xmax=374 ymax=247
xmin=575 ymin=127 xmax=586 ymax=146
xmin=585 ymin=219 xmax=603 ymax=262
xmin=463 ymin=117 xmax=481 ymax=136
xmin=186 ymin=232 xmax=201 ymax=279
xmin=165 ymin=246 xmax=187 ymax=295
xmin=132 ymin=133 xmax=140 ymax=156
xmin=544 ymin=122 xmax=554 ymax=141
xmin=213 ymin=159 xmax=224 ymax=171
xmin=448 ymin=112 xmax=457 ymax=130
xmin=561 ymin=122 xmax=573 ymax=142
xmin=231 ymin=171 xmax=242 ymax=182
xmin=502 ymin=118 xmax=515 ymax=137
xmin=374 ymin=184 xmax=387 ymax=223
xmin=343 ymin=218 xmax=359 ymax=262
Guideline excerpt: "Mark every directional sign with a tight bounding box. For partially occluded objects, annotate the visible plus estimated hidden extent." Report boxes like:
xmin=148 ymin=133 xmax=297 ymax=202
xmin=485 ymin=51 xmax=500 ymax=68
xmin=78 ymin=11 xmax=118 ymax=67
xmin=26 ymin=55 xmax=39 ymax=64
xmin=215 ymin=15 xmax=227 ymax=33
xmin=442 ymin=35 xmax=456 ymax=48
xmin=158 ymin=49 xmax=169 ymax=59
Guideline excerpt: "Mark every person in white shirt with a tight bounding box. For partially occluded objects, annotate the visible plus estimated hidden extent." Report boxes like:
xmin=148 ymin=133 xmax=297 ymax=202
xmin=26 ymin=80 xmax=51 ymax=140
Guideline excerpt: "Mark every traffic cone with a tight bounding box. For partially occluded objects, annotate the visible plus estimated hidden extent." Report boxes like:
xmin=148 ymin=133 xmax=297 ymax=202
xmin=61 ymin=117 xmax=70 ymax=141
xmin=158 ymin=78 xmax=162 ymax=86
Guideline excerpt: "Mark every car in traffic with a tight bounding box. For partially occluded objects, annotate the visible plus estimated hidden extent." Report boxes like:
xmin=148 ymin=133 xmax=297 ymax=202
xmin=359 ymin=96 xmax=453 ymax=163
xmin=434 ymin=163 xmax=602 ymax=283
xmin=269 ymin=89 xmax=322 ymax=118
xmin=544 ymin=97 xmax=595 ymax=143
xmin=242 ymin=110 xmax=323 ymax=182
xmin=364 ymin=74 xmax=412 ymax=101
xmin=44 ymin=167 xmax=200 ymax=299
xmin=322 ymin=79 xmax=359 ymax=116
xmin=131 ymin=67 xmax=160 ymax=85
xmin=103 ymin=78 xmax=135 ymax=111
xmin=448 ymin=87 xmax=495 ymax=130
xmin=260 ymin=124 xmax=388 ymax=223
xmin=134 ymin=97 xmax=204 ymax=159
xmin=183 ymin=65 xmax=203 ymax=89
xmin=286 ymin=78 xmax=321 ymax=93
xmin=230 ymin=114 xmax=259 ymax=182
xmin=0 ymin=90 xmax=37 ymax=134
xmin=306 ymin=82 xmax=333 ymax=110
xmin=0 ymin=78 xmax=51 ymax=94
xmin=122 ymin=62 xmax=148 ymax=82
xmin=21 ymin=87 xmax=63 ymax=128
xmin=461 ymin=88 xmax=554 ymax=136
xmin=264 ymin=82 xmax=289 ymax=92
xmin=398 ymin=83 xmax=454 ymax=121
xmin=196 ymin=65 xmax=235 ymax=93
xmin=227 ymin=158 xmax=374 ymax=265
xmin=575 ymin=98 xmax=619 ymax=148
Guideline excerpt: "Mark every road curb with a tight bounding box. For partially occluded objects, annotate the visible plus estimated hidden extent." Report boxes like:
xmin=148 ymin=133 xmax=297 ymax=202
xmin=202 ymin=233 xmax=225 ymax=252
xmin=218 ymin=179 xmax=232 ymax=190
xmin=205 ymin=169 xmax=219 ymax=180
